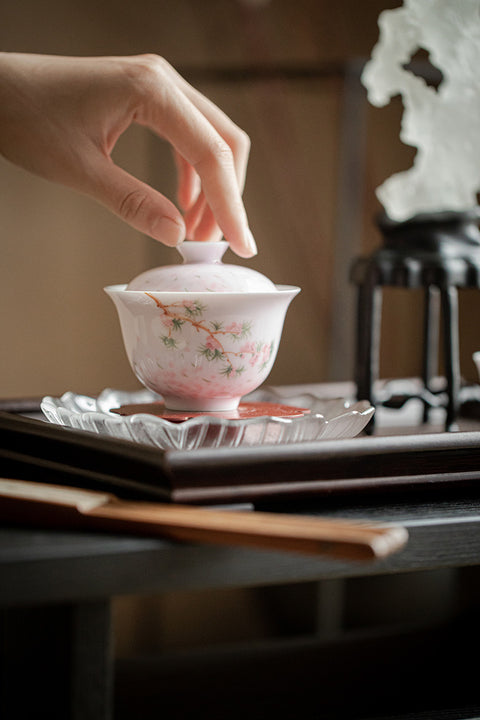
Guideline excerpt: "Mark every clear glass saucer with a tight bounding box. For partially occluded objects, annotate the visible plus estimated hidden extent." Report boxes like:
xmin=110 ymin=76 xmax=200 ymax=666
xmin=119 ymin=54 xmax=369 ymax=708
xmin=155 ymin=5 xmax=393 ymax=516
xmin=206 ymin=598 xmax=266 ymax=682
xmin=41 ymin=387 xmax=374 ymax=451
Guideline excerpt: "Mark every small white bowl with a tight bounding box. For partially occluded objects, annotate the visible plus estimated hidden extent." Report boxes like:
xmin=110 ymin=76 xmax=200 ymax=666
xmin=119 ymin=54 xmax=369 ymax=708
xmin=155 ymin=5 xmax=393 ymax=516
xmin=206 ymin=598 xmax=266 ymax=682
xmin=105 ymin=242 xmax=300 ymax=411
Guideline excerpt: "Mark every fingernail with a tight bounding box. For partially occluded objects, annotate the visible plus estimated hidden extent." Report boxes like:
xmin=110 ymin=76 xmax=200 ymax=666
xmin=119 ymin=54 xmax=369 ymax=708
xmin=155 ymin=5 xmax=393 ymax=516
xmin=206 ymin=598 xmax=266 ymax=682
xmin=244 ymin=227 xmax=258 ymax=256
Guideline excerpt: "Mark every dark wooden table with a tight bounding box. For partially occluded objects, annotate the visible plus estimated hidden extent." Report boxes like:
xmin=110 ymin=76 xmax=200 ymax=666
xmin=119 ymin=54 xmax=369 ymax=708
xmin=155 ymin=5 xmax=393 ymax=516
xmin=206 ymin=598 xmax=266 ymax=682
xmin=2 ymin=385 xmax=480 ymax=720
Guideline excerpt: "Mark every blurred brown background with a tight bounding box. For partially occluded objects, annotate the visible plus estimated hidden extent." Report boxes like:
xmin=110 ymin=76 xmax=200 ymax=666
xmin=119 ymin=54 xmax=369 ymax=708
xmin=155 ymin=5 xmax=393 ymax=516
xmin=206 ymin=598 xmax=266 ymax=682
xmin=1 ymin=0 xmax=479 ymax=399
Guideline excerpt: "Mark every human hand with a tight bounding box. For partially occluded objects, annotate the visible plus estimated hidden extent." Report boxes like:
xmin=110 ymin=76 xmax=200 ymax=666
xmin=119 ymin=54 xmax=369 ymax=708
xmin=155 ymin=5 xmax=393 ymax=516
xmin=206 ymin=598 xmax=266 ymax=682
xmin=0 ymin=53 xmax=256 ymax=257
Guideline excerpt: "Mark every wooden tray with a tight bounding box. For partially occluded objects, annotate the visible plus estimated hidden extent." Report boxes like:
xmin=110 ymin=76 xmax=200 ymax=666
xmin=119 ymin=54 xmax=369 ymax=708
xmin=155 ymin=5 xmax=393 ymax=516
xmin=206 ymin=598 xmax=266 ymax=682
xmin=2 ymin=408 xmax=480 ymax=504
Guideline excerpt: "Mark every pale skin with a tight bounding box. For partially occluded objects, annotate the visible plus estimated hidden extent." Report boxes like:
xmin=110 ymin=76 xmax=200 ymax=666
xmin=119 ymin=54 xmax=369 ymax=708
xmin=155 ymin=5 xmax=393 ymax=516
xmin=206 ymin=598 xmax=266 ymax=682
xmin=0 ymin=52 xmax=257 ymax=258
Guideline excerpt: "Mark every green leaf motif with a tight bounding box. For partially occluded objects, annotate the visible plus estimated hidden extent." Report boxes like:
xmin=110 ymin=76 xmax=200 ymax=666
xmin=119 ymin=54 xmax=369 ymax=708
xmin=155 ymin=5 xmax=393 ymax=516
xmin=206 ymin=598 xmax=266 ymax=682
xmin=200 ymin=346 xmax=225 ymax=362
xmin=183 ymin=300 xmax=206 ymax=317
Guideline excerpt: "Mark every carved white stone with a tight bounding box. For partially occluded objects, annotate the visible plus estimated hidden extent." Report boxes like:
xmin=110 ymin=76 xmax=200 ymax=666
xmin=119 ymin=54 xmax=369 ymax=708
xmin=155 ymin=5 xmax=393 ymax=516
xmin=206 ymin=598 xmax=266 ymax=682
xmin=362 ymin=0 xmax=480 ymax=221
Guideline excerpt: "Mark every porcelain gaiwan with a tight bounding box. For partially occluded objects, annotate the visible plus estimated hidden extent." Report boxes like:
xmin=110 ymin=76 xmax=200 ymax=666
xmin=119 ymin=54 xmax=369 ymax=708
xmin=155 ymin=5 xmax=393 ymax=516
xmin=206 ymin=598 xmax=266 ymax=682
xmin=105 ymin=241 xmax=300 ymax=411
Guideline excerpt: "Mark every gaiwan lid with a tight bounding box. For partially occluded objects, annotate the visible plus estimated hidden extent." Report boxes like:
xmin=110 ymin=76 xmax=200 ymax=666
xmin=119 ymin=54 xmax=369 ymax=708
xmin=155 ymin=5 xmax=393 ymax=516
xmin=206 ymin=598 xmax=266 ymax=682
xmin=127 ymin=240 xmax=276 ymax=292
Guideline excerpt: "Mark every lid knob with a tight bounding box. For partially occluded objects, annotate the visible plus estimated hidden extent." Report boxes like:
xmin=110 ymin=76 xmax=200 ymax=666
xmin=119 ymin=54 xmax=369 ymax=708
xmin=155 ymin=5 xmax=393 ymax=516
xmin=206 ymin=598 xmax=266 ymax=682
xmin=177 ymin=241 xmax=228 ymax=265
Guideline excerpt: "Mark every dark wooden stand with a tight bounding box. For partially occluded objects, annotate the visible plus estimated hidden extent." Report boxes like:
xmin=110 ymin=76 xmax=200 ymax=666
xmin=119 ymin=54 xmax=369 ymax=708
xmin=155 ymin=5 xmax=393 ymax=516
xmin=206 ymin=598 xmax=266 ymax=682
xmin=350 ymin=209 xmax=480 ymax=431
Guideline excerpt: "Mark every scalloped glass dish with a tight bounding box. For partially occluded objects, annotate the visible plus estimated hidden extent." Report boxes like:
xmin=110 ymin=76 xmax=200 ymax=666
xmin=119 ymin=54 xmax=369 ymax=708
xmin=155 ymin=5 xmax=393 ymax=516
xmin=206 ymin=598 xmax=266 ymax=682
xmin=40 ymin=388 xmax=374 ymax=451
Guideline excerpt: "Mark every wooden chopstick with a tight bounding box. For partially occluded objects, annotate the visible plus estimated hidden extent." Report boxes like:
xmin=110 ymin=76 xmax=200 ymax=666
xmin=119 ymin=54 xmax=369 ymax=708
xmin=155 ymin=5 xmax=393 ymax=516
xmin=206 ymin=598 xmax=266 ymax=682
xmin=0 ymin=479 xmax=408 ymax=561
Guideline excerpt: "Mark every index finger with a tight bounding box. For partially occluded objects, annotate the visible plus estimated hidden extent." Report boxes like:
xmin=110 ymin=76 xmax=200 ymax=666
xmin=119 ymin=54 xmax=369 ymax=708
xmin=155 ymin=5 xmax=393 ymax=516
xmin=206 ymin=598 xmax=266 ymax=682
xmin=130 ymin=56 xmax=256 ymax=257
xmin=162 ymin=60 xmax=250 ymax=192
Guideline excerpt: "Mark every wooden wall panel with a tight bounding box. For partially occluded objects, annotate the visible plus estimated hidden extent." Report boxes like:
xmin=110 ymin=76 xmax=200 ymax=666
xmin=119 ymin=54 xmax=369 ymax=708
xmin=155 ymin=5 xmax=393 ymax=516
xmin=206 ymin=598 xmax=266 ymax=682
xmin=0 ymin=130 xmax=151 ymax=397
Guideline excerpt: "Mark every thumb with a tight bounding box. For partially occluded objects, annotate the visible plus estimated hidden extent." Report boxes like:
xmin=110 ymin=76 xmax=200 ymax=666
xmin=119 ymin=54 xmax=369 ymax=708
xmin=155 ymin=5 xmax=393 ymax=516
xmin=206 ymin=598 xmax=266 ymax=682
xmin=86 ymin=158 xmax=185 ymax=246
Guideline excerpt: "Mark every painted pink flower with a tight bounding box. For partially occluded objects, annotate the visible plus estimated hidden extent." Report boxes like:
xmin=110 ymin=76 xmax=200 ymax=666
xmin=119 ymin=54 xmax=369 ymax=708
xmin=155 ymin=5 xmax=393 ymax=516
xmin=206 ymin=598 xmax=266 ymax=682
xmin=182 ymin=300 xmax=195 ymax=310
xmin=225 ymin=322 xmax=243 ymax=335
xmin=205 ymin=335 xmax=222 ymax=351
xmin=261 ymin=343 xmax=272 ymax=363
xmin=239 ymin=341 xmax=256 ymax=355
xmin=162 ymin=316 xmax=174 ymax=327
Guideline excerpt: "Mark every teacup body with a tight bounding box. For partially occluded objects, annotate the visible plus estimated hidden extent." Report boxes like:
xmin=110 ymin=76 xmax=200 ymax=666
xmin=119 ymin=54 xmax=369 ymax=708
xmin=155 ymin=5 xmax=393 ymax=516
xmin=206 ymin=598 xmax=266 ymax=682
xmin=105 ymin=285 xmax=300 ymax=411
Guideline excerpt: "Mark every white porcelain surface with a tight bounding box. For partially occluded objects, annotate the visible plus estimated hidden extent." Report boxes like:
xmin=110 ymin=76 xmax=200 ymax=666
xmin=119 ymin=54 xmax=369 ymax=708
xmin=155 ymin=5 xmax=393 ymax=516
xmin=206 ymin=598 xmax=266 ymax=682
xmin=127 ymin=241 xmax=276 ymax=292
xmin=105 ymin=284 xmax=299 ymax=410
xmin=106 ymin=242 xmax=299 ymax=411
xmin=41 ymin=388 xmax=375 ymax=451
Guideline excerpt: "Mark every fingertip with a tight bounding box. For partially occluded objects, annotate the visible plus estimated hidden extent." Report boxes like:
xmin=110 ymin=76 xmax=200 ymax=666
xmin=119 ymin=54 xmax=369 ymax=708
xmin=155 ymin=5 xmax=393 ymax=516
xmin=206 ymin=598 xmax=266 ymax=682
xmin=232 ymin=227 xmax=258 ymax=258
xmin=151 ymin=216 xmax=186 ymax=247
xmin=90 ymin=160 xmax=186 ymax=248
xmin=191 ymin=203 xmax=257 ymax=256
xmin=244 ymin=227 xmax=258 ymax=256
